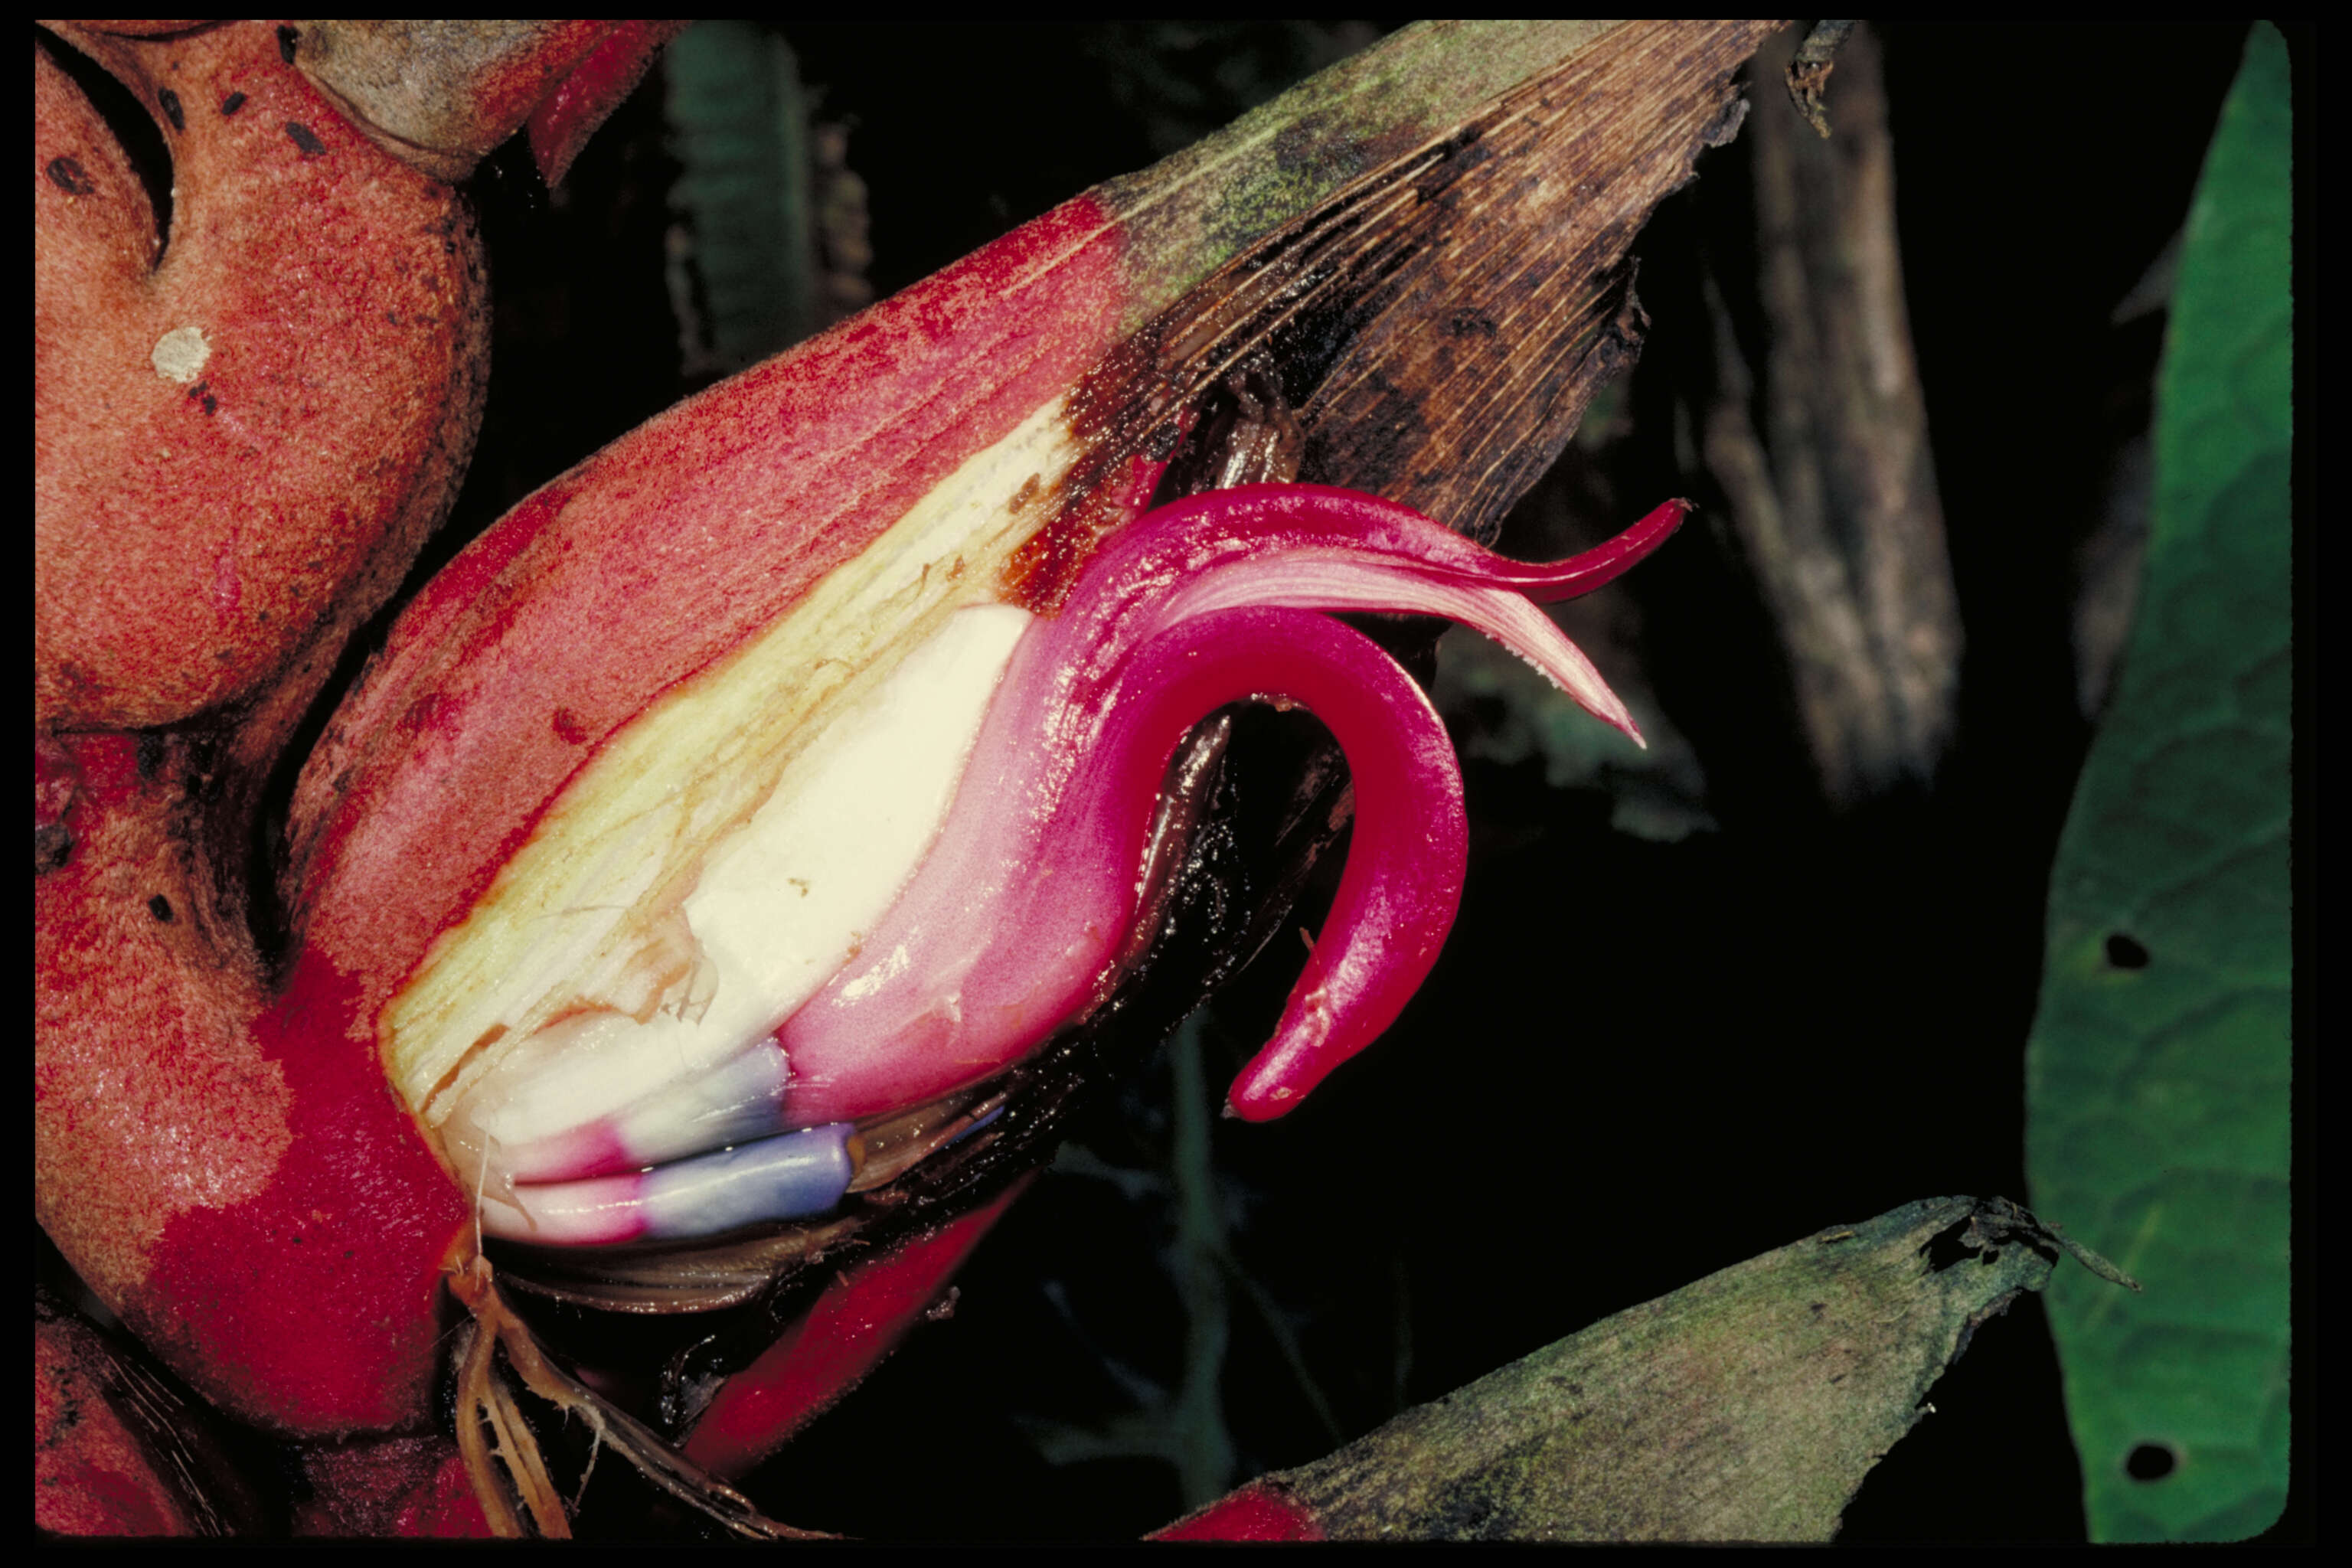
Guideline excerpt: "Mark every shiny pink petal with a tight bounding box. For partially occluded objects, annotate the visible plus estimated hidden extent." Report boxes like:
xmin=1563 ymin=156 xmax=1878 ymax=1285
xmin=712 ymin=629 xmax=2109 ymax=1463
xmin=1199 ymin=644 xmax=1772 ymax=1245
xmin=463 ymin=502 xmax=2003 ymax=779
xmin=773 ymin=485 xmax=1687 ymax=1123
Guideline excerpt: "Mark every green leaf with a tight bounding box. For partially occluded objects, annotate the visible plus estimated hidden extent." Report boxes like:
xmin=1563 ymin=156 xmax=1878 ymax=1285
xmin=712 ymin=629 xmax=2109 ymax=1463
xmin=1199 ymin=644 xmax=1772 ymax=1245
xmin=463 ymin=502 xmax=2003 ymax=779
xmin=2024 ymin=22 xmax=2291 ymax=1543
xmin=1230 ymin=1198 xmax=2066 ymax=1541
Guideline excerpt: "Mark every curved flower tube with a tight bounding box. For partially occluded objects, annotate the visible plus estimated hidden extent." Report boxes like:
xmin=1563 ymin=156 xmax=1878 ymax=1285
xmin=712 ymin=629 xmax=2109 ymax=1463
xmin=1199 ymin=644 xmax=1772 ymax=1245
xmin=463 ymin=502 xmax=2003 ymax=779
xmin=780 ymin=600 xmax=1468 ymax=1125
xmin=471 ymin=485 xmax=1684 ymax=1242
xmin=779 ymin=485 xmax=1690 ymax=1125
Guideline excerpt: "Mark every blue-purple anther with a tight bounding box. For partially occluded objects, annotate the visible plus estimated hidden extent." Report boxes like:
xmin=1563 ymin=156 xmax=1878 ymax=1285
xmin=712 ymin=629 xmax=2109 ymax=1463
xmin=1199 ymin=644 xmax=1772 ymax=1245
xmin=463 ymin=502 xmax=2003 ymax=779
xmin=483 ymin=1120 xmax=856 ymax=1246
xmin=493 ymin=1039 xmax=796 ymax=1185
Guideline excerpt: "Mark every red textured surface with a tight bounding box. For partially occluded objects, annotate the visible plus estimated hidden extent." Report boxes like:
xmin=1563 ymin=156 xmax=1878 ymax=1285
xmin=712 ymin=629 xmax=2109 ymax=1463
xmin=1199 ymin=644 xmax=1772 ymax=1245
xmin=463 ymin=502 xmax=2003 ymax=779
xmin=683 ymin=1180 xmax=1032 ymax=1479
xmin=34 ymin=21 xmax=487 ymax=733
xmin=36 ymin=39 xmax=485 ymax=1418
xmin=293 ymin=1433 xmax=492 ymax=1538
xmin=35 ymin=737 xmax=469 ymax=1436
xmin=140 ymin=955 xmax=471 ymax=1432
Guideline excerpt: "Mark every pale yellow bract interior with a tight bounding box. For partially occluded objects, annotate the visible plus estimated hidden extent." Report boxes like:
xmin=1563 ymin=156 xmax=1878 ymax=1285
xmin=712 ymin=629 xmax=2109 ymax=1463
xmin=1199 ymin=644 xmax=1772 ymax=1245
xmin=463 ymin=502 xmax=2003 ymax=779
xmin=386 ymin=397 xmax=1086 ymax=1138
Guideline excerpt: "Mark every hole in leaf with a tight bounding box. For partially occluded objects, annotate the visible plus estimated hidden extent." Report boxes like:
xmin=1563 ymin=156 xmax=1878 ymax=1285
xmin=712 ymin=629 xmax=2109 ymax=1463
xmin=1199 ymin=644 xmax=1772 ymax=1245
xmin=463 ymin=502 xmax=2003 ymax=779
xmin=1920 ymin=1220 xmax=1975 ymax=1272
xmin=2104 ymin=932 xmax=2151 ymax=969
xmin=2125 ymin=1441 xmax=2177 ymax=1481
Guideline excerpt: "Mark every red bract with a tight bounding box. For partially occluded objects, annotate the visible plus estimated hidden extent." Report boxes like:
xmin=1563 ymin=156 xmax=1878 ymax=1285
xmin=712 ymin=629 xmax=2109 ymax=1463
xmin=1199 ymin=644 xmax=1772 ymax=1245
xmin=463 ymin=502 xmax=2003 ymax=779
xmin=34 ymin=18 xmax=492 ymax=1437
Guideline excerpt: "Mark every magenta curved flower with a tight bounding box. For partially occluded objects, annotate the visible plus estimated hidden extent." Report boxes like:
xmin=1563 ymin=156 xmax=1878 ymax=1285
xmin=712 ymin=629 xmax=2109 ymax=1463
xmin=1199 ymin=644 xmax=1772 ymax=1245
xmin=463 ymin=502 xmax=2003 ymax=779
xmin=780 ymin=484 xmax=1687 ymax=1123
xmin=477 ymin=484 xmax=1684 ymax=1243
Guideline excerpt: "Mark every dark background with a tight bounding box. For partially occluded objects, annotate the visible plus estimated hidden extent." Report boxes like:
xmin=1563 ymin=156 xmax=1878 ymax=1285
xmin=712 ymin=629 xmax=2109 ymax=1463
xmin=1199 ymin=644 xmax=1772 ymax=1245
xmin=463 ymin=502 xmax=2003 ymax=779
xmin=386 ymin=21 xmax=2275 ymax=1540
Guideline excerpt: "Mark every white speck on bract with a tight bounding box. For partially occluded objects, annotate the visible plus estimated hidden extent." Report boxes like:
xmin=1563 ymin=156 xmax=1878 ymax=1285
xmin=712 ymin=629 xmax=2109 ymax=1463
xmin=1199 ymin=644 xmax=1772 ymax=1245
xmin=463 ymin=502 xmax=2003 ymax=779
xmin=151 ymin=325 xmax=211 ymax=384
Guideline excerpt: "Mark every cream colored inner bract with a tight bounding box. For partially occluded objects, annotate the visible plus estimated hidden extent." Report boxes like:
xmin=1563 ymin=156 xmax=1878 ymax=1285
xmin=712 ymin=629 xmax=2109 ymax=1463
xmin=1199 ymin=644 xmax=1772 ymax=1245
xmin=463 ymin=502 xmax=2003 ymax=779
xmin=446 ymin=604 xmax=1031 ymax=1160
xmin=387 ymin=397 xmax=1082 ymax=1134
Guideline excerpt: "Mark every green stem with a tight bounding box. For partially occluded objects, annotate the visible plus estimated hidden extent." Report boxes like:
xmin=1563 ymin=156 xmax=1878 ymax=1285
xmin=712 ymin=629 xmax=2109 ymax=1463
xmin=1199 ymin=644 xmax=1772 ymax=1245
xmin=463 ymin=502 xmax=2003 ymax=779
xmin=1168 ymin=1011 xmax=1234 ymax=1508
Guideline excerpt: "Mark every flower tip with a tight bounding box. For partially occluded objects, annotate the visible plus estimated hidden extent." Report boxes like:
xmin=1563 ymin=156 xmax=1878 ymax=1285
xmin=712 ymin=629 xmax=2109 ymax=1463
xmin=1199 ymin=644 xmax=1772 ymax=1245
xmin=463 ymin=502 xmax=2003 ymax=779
xmin=1619 ymin=496 xmax=1694 ymax=569
xmin=1621 ymin=498 xmax=1694 ymax=575
xmin=1582 ymin=681 xmax=1646 ymax=750
xmin=1224 ymin=1072 xmax=1304 ymax=1124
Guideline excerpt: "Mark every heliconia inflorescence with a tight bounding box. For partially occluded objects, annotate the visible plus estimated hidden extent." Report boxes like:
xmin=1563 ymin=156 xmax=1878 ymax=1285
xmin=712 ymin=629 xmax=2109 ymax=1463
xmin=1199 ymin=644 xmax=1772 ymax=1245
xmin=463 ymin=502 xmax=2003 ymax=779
xmin=38 ymin=18 xmax=1759 ymax=1528
xmin=450 ymin=484 xmax=1687 ymax=1246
